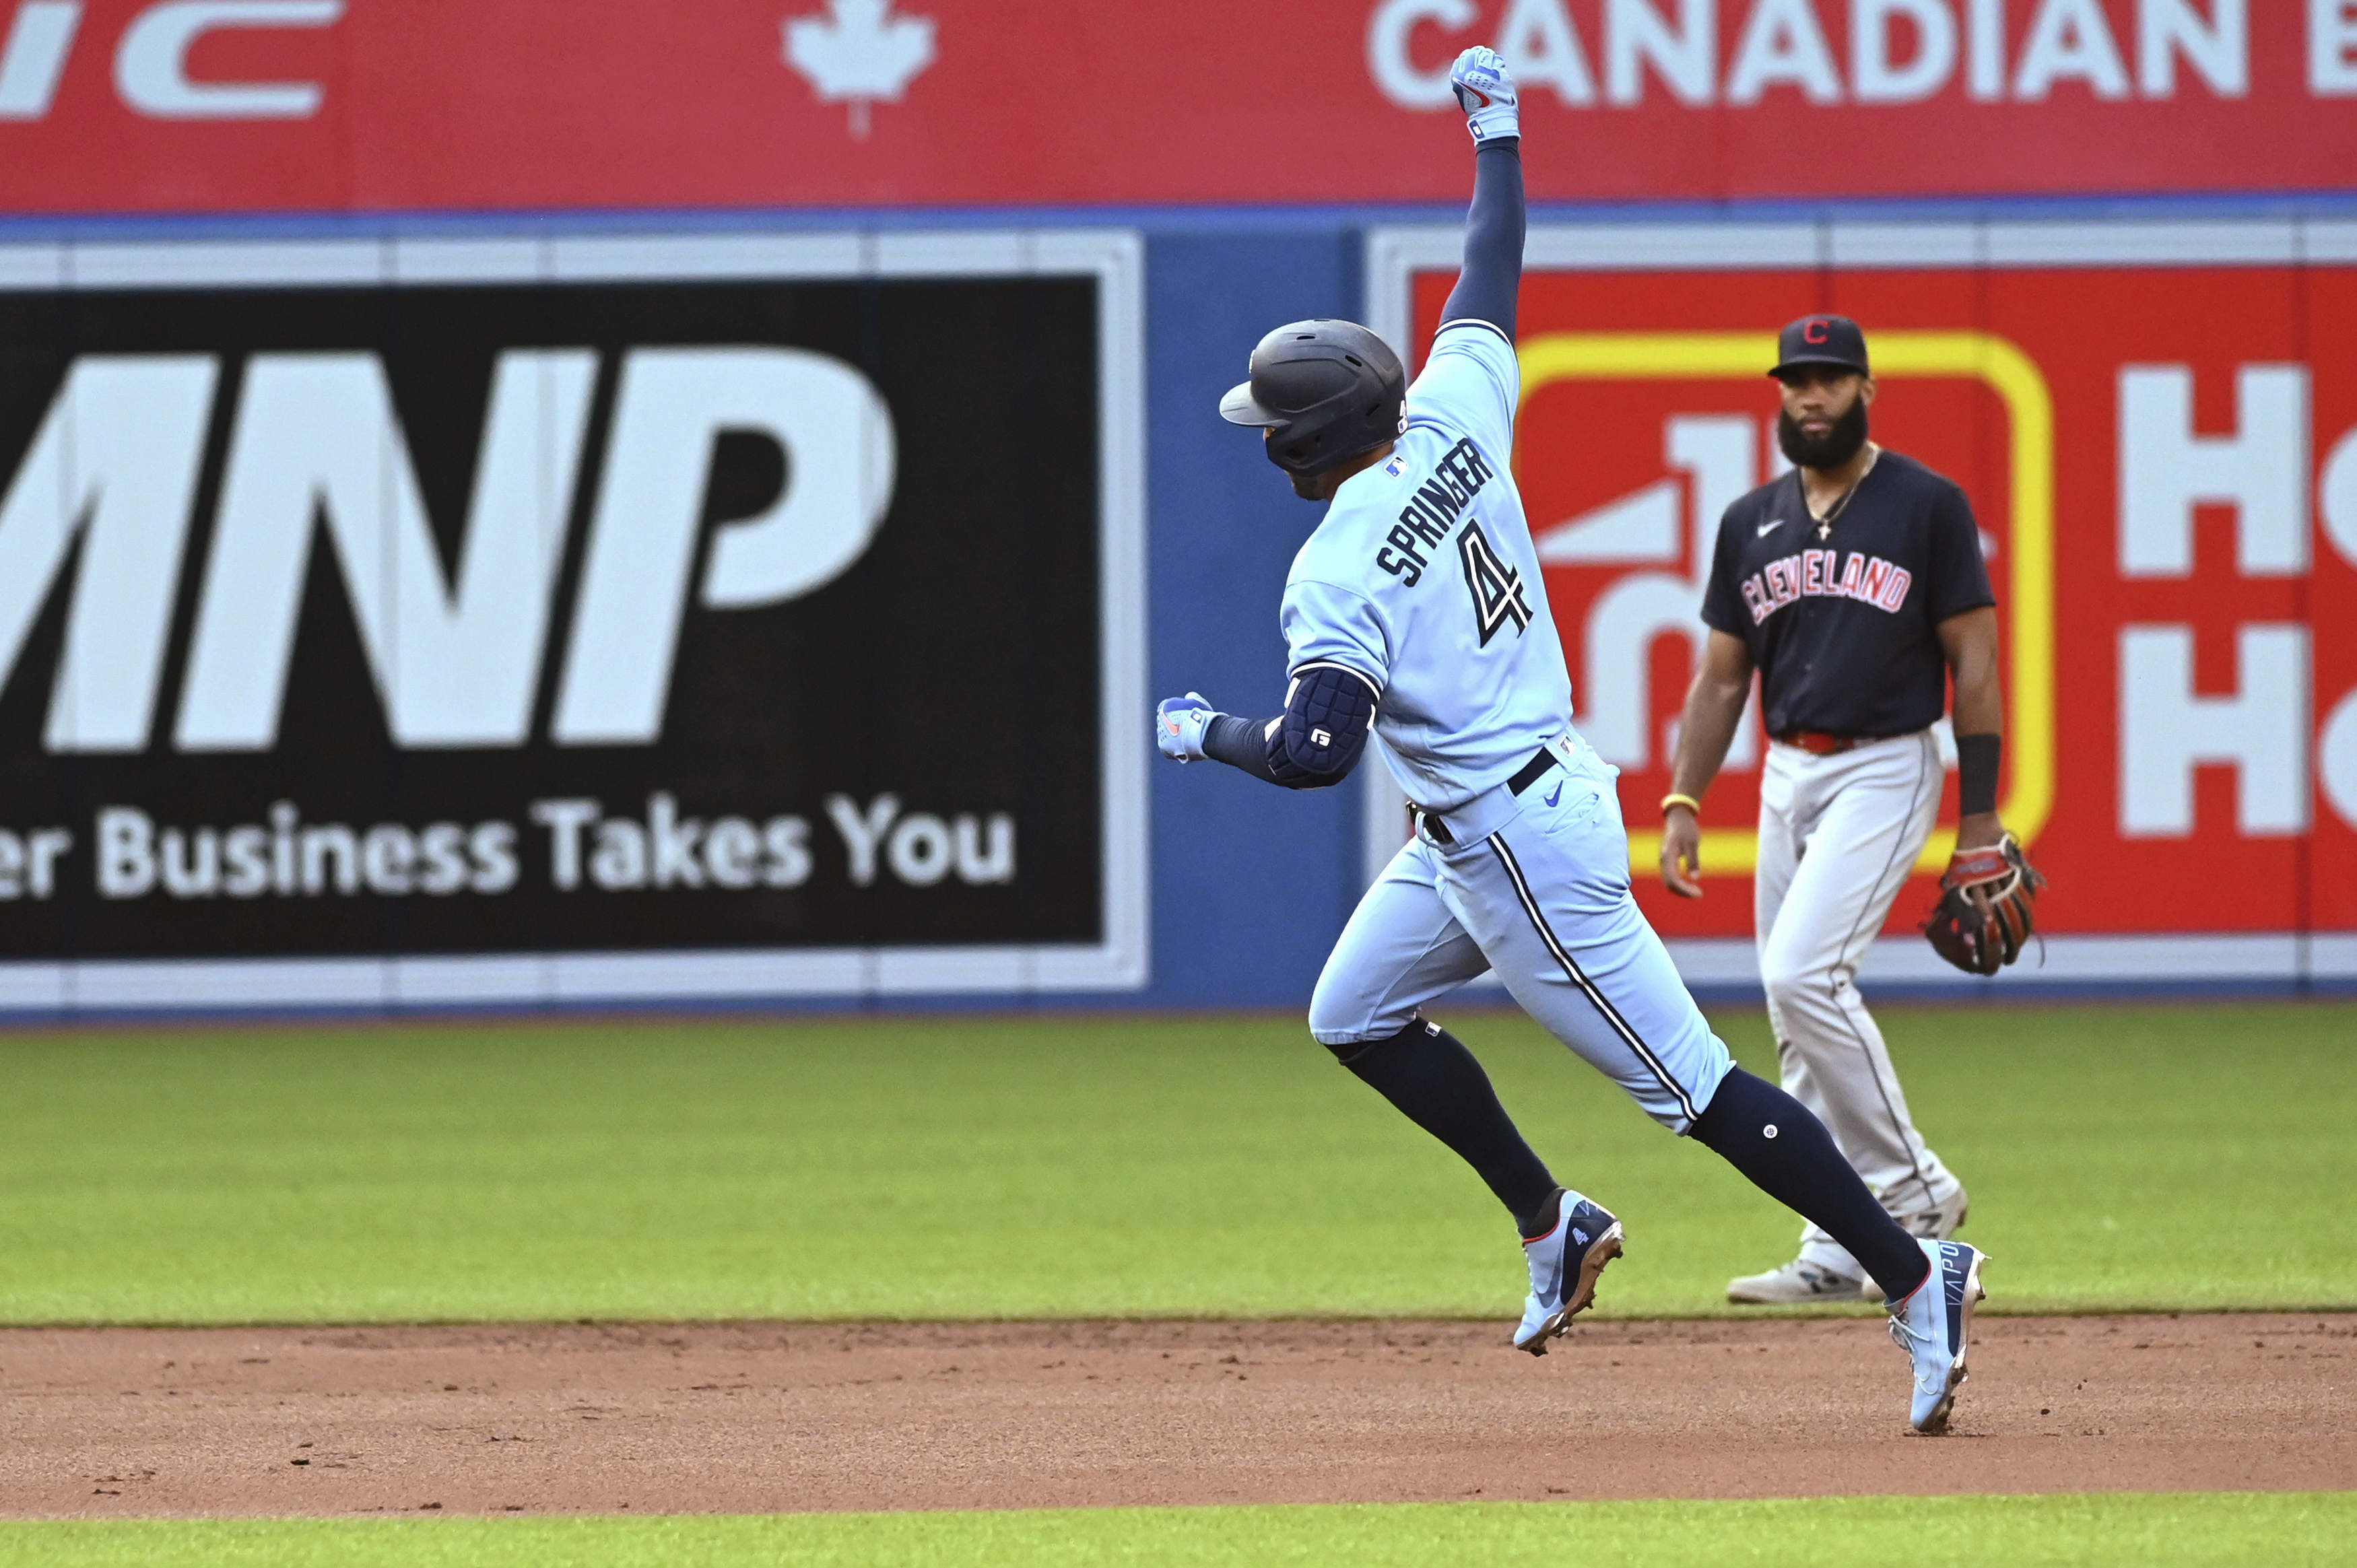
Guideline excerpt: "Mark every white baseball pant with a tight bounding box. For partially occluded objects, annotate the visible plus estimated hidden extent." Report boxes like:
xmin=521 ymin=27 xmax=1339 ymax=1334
xmin=1310 ymin=739 xmax=1733 ymax=1134
xmin=1756 ymin=729 xmax=1965 ymax=1275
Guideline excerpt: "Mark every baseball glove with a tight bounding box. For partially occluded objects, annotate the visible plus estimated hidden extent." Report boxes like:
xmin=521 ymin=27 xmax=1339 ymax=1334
xmin=1921 ymin=834 xmax=2045 ymax=976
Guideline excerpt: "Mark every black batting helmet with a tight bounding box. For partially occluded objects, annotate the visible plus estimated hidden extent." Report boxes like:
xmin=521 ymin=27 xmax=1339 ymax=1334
xmin=1219 ymin=320 xmax=1405 ymax=477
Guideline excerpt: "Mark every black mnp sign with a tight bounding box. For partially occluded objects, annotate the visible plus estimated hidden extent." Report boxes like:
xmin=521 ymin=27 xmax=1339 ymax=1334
xmin=0 ymin=232 xmax=1147 ymax=1010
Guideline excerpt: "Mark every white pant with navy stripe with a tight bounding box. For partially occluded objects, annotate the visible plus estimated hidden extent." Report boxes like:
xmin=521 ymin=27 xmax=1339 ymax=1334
xmin=1310 ymin=740 xmax=1733 ymax=1134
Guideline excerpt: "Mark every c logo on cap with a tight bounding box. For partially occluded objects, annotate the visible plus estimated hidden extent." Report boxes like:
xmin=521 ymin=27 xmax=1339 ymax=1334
xmin=1804 ymin=318 xmax=1830 ymax=343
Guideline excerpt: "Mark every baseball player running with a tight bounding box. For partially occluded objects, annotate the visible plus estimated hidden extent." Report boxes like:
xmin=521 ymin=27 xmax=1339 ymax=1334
xmin=1156 ymin=50 xmax=1983 ymax=1433
xmin=1659 ymin=316 xmax=2008 ymax=1304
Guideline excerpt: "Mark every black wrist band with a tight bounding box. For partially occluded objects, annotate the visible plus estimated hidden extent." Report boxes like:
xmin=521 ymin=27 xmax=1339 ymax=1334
xmin=1956 ymin=732 xmax=2000 ymax=817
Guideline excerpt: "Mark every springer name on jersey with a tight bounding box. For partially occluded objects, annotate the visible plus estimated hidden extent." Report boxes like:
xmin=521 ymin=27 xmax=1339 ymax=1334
xmin=1282 ymin=320 xmax=1570 ymax=814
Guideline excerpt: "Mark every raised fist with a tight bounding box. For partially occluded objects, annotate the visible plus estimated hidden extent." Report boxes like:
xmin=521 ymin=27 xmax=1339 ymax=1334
xmin=1449 ymin=46 xmax=1520 ymax=145
xmin=1156 ymin=692 xmax=1219 ymax=762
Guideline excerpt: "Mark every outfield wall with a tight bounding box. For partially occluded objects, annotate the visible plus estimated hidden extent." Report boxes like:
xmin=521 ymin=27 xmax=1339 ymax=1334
xmin=1 ymin=0 xmax=2352 ymax=1015
xmin=3 ymin=201 xmax=2355 ymax=1017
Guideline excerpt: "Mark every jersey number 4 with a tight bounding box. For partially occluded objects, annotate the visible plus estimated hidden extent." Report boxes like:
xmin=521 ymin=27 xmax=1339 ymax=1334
xmin=1458 ymin=522 xmax=1532 ymax=646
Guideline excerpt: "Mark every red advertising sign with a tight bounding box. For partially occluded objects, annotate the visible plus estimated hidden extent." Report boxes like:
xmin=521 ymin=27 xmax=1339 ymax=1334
xmin=1394 ymin=217 xmax=2357 ymax=973
xmin=0 ymin=1 xmax=2351 ymax=213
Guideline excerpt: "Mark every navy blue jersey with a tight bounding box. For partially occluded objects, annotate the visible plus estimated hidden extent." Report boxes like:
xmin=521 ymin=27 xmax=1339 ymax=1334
xmin=1698 ymin=450 xmax=1993 ymax=739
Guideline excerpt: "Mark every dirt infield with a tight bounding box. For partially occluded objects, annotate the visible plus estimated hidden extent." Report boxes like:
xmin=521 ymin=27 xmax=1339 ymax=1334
xmin=2 ymin=1314 xmax=2349 ymax=1518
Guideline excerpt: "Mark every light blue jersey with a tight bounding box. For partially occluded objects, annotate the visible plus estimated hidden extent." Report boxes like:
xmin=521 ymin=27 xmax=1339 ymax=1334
xmin=1281 ymin=320 xmax=1572 ymax=813
xmin=1293 ymin=318 xmax=1733 ymax=1138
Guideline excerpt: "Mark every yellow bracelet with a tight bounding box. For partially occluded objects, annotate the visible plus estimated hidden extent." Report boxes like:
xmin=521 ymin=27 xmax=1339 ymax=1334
xmin=1660 ymin=792 xmax=1702 ymax=817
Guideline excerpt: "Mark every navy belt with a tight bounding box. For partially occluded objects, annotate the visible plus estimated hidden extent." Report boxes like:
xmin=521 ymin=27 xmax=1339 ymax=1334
xmin=1414 ymin=746 xmax=1562 ymax=846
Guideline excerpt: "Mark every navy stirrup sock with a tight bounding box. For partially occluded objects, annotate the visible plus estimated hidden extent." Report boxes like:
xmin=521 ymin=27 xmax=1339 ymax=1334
xmin=1330 ymin=1019 xmax=1558 ymax=1235
xmin=1688 ymin=1068 xmax=1931 ymax=1301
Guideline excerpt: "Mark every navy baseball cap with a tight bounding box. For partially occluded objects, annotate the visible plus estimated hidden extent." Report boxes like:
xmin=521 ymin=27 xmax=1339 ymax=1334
xmin=1770 ymin=314 xmax=1869 ymax=378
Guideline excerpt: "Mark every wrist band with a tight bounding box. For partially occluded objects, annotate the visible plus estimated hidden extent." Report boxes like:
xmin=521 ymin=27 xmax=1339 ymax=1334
xmin=1956 ymin=732 xmax=2001 ymax=817
xmin=1660 ymin=792 xmax=1702 ymax=817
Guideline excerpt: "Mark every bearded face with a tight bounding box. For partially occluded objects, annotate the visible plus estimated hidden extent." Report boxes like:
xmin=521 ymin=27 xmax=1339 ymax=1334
xmin=1777 ymin=389 xmax=1871 ymax=471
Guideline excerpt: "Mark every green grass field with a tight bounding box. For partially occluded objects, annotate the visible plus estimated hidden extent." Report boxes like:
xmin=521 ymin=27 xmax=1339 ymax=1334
xmin=1 ymin=1000 xmax=2351 ymax=1323
xmin=4 ymin=1002 xmax=2349 ymax=1563
xmin=3 ymin=1493 xmax=2352 ymax=1567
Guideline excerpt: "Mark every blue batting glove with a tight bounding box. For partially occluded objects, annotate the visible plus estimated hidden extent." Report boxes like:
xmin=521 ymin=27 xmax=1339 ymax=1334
xmin=1450 ymin=46 xmax=1519 ymax=144
xmin=1156 ymin=692 xmax=1219 ymax=762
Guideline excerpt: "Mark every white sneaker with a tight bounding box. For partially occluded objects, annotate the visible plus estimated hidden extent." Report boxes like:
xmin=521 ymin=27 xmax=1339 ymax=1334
xmin=1900 ymin=1187 xmax=1970 ymax=1240
xmin=1726 ymin=1258 xmax=1864 ymax=1304
xmin=1888 ymin=1239 xmax=1987 ymax=1433
xmin=1513 ymin=1189 xmax=1622 ymax=1355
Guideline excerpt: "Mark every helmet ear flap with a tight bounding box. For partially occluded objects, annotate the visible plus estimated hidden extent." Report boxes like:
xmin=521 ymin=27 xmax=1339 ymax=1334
xmin=1271 ymin=425 xmax=1321 ymax=471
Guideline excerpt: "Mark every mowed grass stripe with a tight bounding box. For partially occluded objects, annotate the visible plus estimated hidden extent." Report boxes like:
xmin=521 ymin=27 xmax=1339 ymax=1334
xmin=0 ymin=1002 xmax=2350 ymax=1323
xmin=4 ymin=1493 xmax=2353 ymax=1566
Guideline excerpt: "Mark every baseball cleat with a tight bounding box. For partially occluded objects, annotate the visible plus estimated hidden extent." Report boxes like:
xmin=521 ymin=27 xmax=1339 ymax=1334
xmin=1857 ymin=1188 xmax=1971 ymax=1299
xmin=1513 ymin=1188 xmax=1622 ymax=1355
xmin=1727 ymin=1257 xmax=1865 ymax=1304
xmin=1887 ymin=1238 xmax=1987 ymax=1434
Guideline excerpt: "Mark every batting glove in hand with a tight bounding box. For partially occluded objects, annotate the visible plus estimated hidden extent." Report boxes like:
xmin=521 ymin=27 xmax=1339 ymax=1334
xmin=1450 ymin=46 xmax=1519 ymax=144
xmin=1156 ymin=692 xmax=1220 ymax=762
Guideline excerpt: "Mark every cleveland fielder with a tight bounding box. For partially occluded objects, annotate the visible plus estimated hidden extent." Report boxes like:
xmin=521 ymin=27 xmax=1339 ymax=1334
xmin=1661 ymin=314 xmax=2009 ymax=1304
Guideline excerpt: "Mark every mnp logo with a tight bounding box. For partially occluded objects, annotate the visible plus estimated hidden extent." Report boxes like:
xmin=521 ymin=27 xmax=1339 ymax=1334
xmin=4 ymin=342 xmax=894 ymax=753
xmin=0 ymin=232 xmax=1147 ymax=1007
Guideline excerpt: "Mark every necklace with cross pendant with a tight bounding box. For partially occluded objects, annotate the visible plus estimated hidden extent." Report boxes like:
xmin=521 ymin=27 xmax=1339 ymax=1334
xmin=1806 ymin=447 xmax=1878 ymax=541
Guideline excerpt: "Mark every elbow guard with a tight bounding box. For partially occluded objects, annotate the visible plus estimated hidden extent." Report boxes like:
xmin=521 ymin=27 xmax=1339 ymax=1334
xmin=1268 ymin=662 xmax=1379 ymax=788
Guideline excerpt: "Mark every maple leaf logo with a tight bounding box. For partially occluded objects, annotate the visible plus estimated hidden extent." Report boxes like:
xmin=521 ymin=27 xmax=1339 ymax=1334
xmin=783 ymin=0 xmax=937 ymax=139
